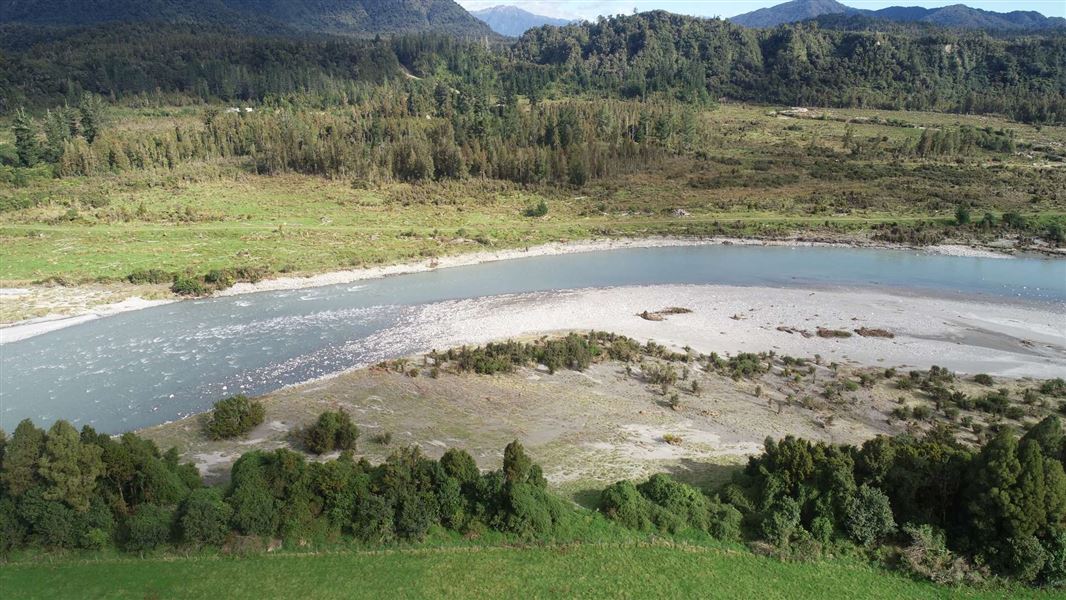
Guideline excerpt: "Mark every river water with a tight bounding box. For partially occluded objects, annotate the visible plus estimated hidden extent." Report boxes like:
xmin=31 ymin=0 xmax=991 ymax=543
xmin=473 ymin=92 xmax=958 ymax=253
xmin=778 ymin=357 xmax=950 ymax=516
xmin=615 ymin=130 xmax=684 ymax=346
xmin=2 ymin=244 xmax=1063 ymax=433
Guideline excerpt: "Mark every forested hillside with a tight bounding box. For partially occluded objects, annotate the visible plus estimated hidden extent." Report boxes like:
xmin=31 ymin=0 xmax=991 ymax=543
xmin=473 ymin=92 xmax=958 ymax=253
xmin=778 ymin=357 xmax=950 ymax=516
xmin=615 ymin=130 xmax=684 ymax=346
xmin=3 ymin=12 xmax=1062 ymax=124
xmin=0 ymin=0 xmax=495 ymax=37
xmin=514 ymin=12 xmax=1066 ymax=123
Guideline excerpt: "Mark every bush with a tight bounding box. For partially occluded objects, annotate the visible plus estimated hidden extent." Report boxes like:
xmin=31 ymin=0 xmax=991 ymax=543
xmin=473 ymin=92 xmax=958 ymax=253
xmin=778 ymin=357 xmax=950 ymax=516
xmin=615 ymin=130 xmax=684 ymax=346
xmin=761 ymin=496 xmax=800 ymax=546
xmin=637 ymin=474 xmax=709 ymax=531
xmin=709 ymin=501 xmax=743 ymax=542
xmin=1041 ymin=378 xmax=1066 ymax=398
xmin=440 ymin=448 xmax=479 ymax=484
xmin=1041 ymin=530 xmax=1066 ymax=587
xmin=844 ymin=485 xmax=896 ymax=546
xmin=900 ymin=524 xmax=981 ymax=586
xmin=205 ymin=395 xmax=265 ymax=440
xmin=973 ymin=373 xmax=994 ymax=386
xmin=955 ymin=205 xmax=971 ymax=226
xmin=301 ymin=410 xmax=359 ymax=455
xmin=524 ymin=199 xmax=548 ymax=217
xmin=1003 ymin=535 xmax=1047 ymax=583
xmin=124 ymin=504 xmax=173 ymax=552
xmin=599 ymin=480 xmax=652 ymax=531
xmin=171 ymin=275 xmax=208 ymax=296
xmin=179 ymin=488 xmax=233 ymax=546
xmin=126 ymin=268 xmax=172 ymax=284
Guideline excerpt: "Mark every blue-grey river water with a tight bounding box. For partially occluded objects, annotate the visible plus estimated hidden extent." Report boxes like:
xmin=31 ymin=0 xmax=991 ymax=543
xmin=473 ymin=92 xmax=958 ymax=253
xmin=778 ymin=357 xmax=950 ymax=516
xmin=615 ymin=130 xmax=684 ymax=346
xmin=2 ymin=244 xmax=1063 ymax=433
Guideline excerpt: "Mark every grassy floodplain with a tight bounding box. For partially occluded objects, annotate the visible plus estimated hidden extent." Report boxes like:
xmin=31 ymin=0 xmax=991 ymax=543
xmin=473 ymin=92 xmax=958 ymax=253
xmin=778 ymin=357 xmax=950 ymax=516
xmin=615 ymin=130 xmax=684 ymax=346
xmin=2 ymin=103 xmax=1064 ymax=287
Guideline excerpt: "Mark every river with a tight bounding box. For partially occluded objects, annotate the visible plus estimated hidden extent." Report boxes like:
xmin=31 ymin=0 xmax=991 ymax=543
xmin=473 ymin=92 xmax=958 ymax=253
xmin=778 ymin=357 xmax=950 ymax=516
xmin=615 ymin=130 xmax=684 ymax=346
xmin=2 ymin=244 xmax=1063 ymax=433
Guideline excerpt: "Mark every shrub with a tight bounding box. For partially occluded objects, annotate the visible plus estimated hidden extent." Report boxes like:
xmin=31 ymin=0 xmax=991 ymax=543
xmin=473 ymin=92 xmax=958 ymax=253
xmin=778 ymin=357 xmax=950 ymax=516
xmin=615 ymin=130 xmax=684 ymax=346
xmin=638 ymin=474 xmax=709 ymax=531
xmin=179 ymin=488 xmax=233 ymax=546
xmin=124 ymin=504 xmax=174 ymax=552
xmin=844 ymin=485 xmax=896 ymax=546
xmin=524 ymin=199 xmax=548 ymax=217
xmin=301 ymin=410 xmax=359 ymax=455
xmin=205 ymin=395 xmax=265 ymax=440
xmin=1003 ymin=535 xmax=1047 ymax=583
xmin=810 ymin=515 xmax=834 ymax=544
xmin=900 ymin=524 xmax=981 ymax=586
xmin=955 ymin=205 xmax=971 ymax=226
xmin=1041 ymin=378 xmax=1066 ymax=398
xmin=973 ymin=373 xmax=994 ymax=386
xmin=126 ymin=268 xmax=172 ymax=284
xmin=709 ymin=501 xmax=743 ymax=542
xmin=171 ymin=275 xmax=208 ymax=296
xmin=440 ymin=448 xmax=479 ymax=484
xmin=1041 ymin=530 xmax=1066 ymax=587
xmin=911 ymin=405 xmax=932 ymax=421
xmin=761 ymin=496 xmax=800 ymax=546
xmin=599 ymin=480 xmax=652 ymax=531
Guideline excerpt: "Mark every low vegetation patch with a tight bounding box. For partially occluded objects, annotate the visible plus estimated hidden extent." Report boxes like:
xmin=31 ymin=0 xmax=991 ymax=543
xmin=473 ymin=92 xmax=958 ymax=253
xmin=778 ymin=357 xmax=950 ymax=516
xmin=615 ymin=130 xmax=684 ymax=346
xmin=298 ymin=410 xmax=359 ymax=455
xmin=204 ymin=395 xmax=265 ymax=440
xmin=816 ymin=328 xmax=853 ymax=339
xmin=854 ymin=327 xmax=894 ymax=338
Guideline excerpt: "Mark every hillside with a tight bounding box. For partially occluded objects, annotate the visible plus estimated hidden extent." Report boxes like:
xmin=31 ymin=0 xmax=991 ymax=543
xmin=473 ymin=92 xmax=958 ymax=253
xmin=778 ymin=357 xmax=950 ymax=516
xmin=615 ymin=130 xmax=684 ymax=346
xmin=730 ymin=0 xmax=1065 ymax=31
xmin=0 ymin=0 xmax=496 ymax=37
xmin=471 ymin=4 xmax=570 ymax=37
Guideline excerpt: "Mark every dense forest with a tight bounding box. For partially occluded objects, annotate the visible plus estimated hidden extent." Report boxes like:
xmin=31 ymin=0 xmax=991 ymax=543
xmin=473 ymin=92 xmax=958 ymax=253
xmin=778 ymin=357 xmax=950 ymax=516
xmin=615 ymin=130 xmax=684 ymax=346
xmin=2 ymin=12 xmax=1065 ymax=123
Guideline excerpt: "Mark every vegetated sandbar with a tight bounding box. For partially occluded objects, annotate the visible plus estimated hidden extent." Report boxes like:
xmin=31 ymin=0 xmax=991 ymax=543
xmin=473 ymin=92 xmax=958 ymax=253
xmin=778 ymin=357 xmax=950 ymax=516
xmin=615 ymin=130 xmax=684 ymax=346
xmin=0 ymin=236 xmax=1019 ymax=342
xmin=390 ymin=284 xmax=1064 ymax=379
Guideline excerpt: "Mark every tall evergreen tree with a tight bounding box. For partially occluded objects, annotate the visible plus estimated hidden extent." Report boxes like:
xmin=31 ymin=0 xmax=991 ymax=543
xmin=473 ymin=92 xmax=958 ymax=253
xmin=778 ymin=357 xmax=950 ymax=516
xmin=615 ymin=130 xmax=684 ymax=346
xmin=37 ymin=421 xmax=104 ymax=513
xmin=12 ymin=108 xmax=40 ymax=167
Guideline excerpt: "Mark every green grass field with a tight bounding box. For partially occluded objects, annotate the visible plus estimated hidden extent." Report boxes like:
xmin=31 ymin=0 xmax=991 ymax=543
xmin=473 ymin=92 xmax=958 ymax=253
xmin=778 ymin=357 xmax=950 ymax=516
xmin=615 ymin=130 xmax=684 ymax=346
xmin=0 ymin=541 xmax=1044 ymax=599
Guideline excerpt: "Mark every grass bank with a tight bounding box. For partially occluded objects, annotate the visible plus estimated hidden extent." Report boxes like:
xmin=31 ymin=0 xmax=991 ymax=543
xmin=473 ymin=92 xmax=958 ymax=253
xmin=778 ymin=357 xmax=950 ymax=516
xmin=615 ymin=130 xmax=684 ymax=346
xmin=0 ymin=540 xmax=1042 ymax=599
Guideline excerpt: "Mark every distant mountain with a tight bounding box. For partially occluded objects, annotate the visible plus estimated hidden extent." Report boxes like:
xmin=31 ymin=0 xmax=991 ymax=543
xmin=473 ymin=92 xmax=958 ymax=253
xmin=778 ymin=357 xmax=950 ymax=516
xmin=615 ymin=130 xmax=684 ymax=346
xmin=730 ymin=0 xmax=1065 ymax=31
xmin=471 ymin=5 xmax=570 ymax=37
xmin=730 ymin=0 xmax=852 ymax=28
xmin=0 ymin=0 xmax=497 ymax=37
xmin=873 ymin=5 xmax=1065 ymax=31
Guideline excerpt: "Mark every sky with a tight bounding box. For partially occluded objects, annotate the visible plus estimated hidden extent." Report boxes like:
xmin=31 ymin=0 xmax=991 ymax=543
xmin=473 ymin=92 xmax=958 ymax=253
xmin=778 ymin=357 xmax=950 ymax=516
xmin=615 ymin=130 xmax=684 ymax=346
xmin=457 ymin=1 xmax=1066 ymax=20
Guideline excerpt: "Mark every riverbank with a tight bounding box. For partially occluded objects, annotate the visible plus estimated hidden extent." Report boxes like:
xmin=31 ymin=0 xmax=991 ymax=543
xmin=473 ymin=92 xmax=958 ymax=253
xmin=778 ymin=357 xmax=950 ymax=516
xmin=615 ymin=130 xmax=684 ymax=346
xmin=0 ymin=235 xmax=1025 ymax=342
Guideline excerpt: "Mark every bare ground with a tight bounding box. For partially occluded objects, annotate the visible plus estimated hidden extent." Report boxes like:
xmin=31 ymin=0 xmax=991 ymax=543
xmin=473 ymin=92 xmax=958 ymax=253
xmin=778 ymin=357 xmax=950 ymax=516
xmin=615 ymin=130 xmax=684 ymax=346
xmin=140 ymin=348 xmax=1051 ymax=502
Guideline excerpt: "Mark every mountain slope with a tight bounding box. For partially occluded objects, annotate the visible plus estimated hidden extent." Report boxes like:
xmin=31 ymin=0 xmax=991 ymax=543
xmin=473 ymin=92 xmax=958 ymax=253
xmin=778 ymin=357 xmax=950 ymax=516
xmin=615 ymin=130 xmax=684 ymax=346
xmin=0 ymin=0 xmax=496 ymax=37
xmin=730 ymin=0 xmax=851 ymax=28
xmin=730 ymin=0 xmax=1064 ymax=31
xmin=471 ymin=5 xmax=570 ymax=37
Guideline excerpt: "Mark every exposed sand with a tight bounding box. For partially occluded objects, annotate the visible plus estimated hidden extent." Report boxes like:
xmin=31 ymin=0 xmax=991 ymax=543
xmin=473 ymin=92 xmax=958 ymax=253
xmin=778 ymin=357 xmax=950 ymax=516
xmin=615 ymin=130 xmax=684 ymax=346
xmin=398 ymin=285 xmax=1064 ymax=379
xmin=0 ymin=296 xmax=173 ymax=344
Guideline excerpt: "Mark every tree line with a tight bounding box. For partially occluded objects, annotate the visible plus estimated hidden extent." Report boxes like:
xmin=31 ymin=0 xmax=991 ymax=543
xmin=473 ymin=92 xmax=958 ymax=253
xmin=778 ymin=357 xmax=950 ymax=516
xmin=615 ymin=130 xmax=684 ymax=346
xmin=13 ymin=88 xmax=704 ymax=187
xmin=0 ymin=417 xmax=565 ymax=553
xmin=601 ymin=417 xmax=1066 ymax=586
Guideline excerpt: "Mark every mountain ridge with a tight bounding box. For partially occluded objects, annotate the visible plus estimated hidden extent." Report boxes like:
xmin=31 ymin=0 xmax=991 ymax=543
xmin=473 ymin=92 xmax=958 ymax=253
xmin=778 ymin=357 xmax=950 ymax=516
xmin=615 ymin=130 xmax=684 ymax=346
xmin=729 ymin=0 xmax=1065 ymax=31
